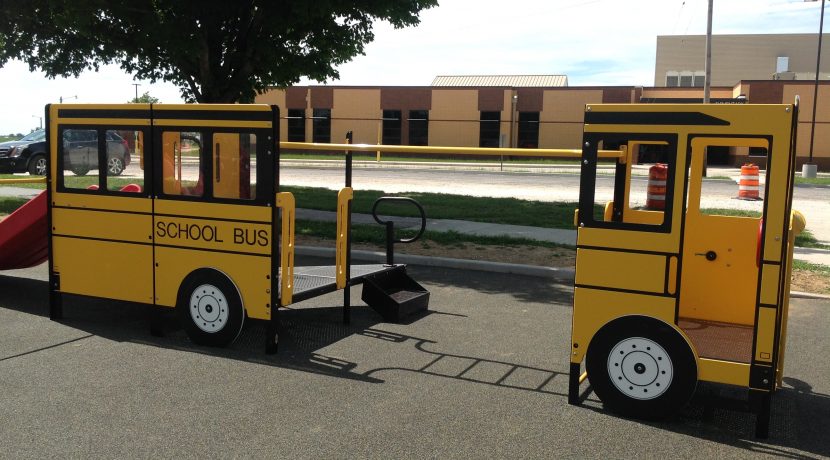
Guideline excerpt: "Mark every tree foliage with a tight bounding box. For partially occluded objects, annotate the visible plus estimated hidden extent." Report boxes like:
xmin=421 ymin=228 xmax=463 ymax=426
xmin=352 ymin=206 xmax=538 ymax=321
xmin=129 ymin=91 xmax=160 ymax=104
xmin=0 ymin=0 xmax=437 ymax=103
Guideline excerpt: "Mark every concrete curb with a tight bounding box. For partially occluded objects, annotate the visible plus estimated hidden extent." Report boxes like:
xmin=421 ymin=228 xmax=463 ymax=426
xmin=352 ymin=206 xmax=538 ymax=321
xmin=295 ymin=245 xmax=828 ymax=299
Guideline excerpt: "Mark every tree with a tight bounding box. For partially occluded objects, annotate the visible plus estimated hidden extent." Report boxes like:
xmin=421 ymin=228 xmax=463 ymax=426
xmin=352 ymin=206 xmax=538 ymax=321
xmin=129 ymin=91 xmax=160 ymax=104
xmin=0 ymin=0 xmax=437 ymax=103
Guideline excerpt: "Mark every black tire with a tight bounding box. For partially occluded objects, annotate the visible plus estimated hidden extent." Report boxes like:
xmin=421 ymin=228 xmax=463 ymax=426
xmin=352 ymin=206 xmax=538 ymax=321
xmin=28 ymin=154 xmax=47 ymax=176
xmin=70 ymin=165 xmax=90 ymax=176
xmin=586 ymin=315 xmax=697 ymax=420
xmin=107 ymin=155 xmax=125 ymax=176
xmin=176 ymin=268 xmax=245 ymax=347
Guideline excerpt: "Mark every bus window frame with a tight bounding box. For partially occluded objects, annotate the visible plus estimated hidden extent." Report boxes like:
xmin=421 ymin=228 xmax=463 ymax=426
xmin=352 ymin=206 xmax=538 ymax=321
xmin=56 ymin=124 xmax=151 ymax=198
xmin=152 ymin=125 xmax=273 ymax=207
xmin=579 ymin=132 xmax=678 ymax=234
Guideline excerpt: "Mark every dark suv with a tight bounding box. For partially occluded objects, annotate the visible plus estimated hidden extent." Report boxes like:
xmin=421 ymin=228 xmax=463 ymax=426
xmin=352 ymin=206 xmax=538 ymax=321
xmin=62 ymin=129 xmax=131 ymax=176
xmin=0 ymin=129 xmax=48 ymax=175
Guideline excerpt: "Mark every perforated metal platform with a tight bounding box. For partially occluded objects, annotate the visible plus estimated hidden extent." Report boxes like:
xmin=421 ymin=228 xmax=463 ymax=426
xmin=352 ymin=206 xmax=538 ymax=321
xmin=279 ymin=264 xmax=402 ymax=304
xmin=678 ymin=317 xmax=754 ymax=363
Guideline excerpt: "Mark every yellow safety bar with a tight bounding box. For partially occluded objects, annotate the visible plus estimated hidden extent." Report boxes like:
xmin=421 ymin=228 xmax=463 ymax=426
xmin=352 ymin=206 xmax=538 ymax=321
xmin=276 ymin=192 xmax=296 ymax=306
xmin=335 ymin=187 xmax=354 ymax=289
xmin=0 ymin=178 xmax=47 ymax=185
xmin=281 ymin=142 xmax=625 ymax=161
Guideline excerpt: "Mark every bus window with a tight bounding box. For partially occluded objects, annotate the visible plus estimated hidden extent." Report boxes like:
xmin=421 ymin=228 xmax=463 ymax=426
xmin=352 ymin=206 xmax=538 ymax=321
xmin=62 ymin=128 xmax=100 ymax=189
xmin=213 ymin=133 xmax=257 ymax=200
xmin=105 ymin=130 xmax=143 ymax=193
xmin=580 ymin=134 xmax=676 ymax=232
xmin=163 ymin=131 xmax=204 ymax=197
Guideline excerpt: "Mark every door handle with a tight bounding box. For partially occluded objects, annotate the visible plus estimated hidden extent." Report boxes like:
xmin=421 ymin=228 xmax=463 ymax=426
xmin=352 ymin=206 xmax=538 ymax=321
xmin=695 ymin=250 xmax=717 ymax=261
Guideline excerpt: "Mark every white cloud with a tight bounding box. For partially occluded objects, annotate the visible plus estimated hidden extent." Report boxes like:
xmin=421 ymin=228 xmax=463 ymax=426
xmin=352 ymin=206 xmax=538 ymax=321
xmin=0 ymin=0 xmax=825 ymax=134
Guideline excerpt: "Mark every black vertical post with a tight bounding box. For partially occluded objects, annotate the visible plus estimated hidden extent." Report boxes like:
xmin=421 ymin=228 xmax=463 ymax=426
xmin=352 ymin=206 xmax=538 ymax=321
xmin=343 ymin=131 xmax=353 ymax=325
xmin=386 ymin=221 xmax=394 ymax=265
xmin=266 ymin=105 xmax=281 ymax=354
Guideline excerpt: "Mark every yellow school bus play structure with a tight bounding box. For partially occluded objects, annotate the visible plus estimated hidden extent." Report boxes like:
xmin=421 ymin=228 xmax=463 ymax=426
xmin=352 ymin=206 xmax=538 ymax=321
xmin=567 ymin=102 xmax=803 ymax=438
xmin=45 ymin=103 xmax=430 ymax=354
xmin=41 ymin=102 xmax=802 ymax=437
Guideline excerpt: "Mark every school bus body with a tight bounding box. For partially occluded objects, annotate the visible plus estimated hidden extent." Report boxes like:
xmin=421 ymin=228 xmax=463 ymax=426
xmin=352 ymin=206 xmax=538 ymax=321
xmin=568 ymin=102 xmax=802 ymax=437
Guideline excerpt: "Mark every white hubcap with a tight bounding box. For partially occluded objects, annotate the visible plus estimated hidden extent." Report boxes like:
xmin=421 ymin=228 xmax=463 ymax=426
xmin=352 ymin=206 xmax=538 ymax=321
xmin=607 ymin=337 xmax=673 ymax=400
xmin=190 ymin=284 xmax=229 ymax=333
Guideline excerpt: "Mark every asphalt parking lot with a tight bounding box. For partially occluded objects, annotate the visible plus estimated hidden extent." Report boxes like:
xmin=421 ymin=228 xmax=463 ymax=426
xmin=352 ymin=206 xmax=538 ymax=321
xmin=1 ymin=258 xmax=828 ymax=458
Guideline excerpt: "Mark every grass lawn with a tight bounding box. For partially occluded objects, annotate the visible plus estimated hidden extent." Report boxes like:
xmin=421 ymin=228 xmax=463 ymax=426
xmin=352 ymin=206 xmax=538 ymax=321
xmin=795 ymin=176 xmax=830 ymax=186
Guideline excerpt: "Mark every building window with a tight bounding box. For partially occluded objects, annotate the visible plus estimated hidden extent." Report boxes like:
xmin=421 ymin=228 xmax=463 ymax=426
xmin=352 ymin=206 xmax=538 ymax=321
xmin=312 ymin=108 xmax=331 ymax=144
xmin=382 ymin=110 xmax=402 ymax=145
xmin=479 ymin=111 xmax=501 ymax=148
xmin=666 ymin=71 xmax=705 ymax=87
xmin=517 ymin=112 xmax=539 ymax=148
xmin=408 ymin=110 xmax=429 ymax=146
xmin=287 ymin=109 xmax=305 ymax=142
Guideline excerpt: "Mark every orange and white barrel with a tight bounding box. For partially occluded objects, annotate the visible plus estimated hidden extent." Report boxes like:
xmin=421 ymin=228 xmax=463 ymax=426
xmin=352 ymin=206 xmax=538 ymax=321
xmin=738 ymin=163 xmax=761 ymax=200
xmin=646 ymin=163 xmax=668 ymax=210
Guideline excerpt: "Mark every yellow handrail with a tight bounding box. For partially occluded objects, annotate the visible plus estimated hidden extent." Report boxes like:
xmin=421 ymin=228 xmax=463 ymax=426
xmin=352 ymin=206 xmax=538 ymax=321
xmin=280 ymin=142 xmax=624 ymax=160
xmin=0 ymin=177 xmax=47 ymax=185
xmin=335 ymin=187 xmax=353 ymax=289
xmin=276 ymin=192 xmax=296 ymax=306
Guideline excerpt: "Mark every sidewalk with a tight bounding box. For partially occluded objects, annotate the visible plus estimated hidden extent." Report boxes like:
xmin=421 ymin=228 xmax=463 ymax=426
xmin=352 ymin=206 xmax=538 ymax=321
xmin=297 ymin=208 xmax=830 ymax=267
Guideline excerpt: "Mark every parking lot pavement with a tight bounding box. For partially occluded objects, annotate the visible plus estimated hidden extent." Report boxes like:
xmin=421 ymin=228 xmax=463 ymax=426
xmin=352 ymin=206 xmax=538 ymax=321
xmin=0 ymin=259 xmax=828 ymax=458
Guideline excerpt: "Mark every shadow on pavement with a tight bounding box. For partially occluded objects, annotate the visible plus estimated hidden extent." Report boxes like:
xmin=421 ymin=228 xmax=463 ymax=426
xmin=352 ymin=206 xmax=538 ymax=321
xmin=1 ymin=274 xmax=826 ymax=457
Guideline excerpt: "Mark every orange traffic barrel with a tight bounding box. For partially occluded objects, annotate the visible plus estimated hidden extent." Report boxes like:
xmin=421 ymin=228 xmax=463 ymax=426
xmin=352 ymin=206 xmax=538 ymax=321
xmin=738 ymin=163 xmax=761 ymax=200
xmin=646 ymin=163 xmax=668 ymax=210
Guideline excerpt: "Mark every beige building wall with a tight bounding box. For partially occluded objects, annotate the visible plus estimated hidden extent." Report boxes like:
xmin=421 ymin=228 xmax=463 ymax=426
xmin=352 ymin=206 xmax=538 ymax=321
xmin=785 ymin=84 xmax=830 ymax=164
xmin=539 ymin=89 xmax=602 ymax=149
xmin=429 ymin=90 xmax=479 ymax=146
xmin=639 ymin=87 xmax=734 ymax=99
xmin=655 ymin=34 xmax=830 ymax=87
xmin=257 ymin=89 xmax=288 ymax=141
xmin=331 ymin=89 xmax=381 ymax=144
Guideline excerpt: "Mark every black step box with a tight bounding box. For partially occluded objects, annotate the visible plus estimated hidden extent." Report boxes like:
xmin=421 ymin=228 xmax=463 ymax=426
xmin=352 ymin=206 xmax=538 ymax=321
xmin=361 ymin=268 xmax=429 ymax=322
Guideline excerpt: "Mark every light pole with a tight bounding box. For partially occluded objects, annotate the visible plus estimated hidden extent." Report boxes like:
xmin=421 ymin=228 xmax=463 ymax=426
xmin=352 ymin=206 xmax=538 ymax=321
xmin=132 ymin=83 xmax=141 ymax=102
xmin=32 ymin=115 xmax=42 ymax=130
xmin=805 ymin=0 xmax=826 ymax=178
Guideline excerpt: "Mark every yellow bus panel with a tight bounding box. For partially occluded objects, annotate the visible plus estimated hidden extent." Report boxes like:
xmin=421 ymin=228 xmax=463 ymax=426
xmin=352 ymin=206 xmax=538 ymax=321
xmin=154 ymin=200 xmax=271 ymax=222
xmin=153 ymin=216 xmax=271 ymax=256
xmin=575 ymin=248 xmax=667 ymax=293
xmin=52 ymin=237 xmax=154 ymax=304
xmin=570 ymin=287 xmax=676 ymax=362
xmin=755 ymin=308 xmax=777 ymax=363
xmin=698 ymin=358 xmax=750 ymax=387
xmin=52 ymin=193 xmax=152 ymax=214
xmin=52 ymin=208 xmax=152 ymax=244
xmin=760 ymin=264 xmax=781 ymax=305
xmin=154 ymin=247 xmax=272 ymax=320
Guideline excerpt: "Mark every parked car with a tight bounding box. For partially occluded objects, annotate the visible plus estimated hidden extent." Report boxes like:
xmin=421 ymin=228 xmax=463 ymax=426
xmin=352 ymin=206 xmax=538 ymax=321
xmin=0 ymin=129 xmax=48 ymax=175
xmin=62 ymin=129 xmax=131 ymax=176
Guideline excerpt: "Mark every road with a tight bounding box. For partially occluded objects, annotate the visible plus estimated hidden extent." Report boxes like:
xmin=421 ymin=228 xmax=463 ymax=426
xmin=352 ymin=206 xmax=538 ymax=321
xmin=0 ymin=259 xmax=827 ymax=457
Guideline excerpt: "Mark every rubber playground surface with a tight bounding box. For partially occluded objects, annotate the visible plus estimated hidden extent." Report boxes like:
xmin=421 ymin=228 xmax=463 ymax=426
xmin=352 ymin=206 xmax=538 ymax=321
xmin=1 ymin=257 xmax=828 ymax=458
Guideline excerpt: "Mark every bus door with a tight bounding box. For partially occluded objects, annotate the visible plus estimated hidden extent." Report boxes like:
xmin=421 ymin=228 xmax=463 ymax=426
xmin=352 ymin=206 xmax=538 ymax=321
xmin=571 ymin=129 xmax=685 ymax=360
xmin=48 ymin=104 xmax=154 ymax=306
xmin=151 ymin=105 xmax=276 ymax=345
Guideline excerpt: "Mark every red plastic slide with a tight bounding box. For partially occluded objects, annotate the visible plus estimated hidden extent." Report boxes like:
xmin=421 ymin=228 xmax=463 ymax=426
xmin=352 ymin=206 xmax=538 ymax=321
xmin=0 ymin=191 xmax=48 ymax=270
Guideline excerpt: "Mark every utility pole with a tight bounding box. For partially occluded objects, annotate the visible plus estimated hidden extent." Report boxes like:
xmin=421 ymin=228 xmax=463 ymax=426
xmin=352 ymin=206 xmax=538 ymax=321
xmin=805 ymin=0 xmax=826 ymax=178
xmin=704 ymin=0 xmax=713 ymax=103
xmin=132 ymin=83 xmax=141 ymax=102
xmin=703 ymin=0 xmax=713 ymax=177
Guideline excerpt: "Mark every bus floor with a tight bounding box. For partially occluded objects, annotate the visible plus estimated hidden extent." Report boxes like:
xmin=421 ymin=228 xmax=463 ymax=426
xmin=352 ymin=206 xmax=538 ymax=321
xmin=678 ymin=317 xmax=753 ymax=363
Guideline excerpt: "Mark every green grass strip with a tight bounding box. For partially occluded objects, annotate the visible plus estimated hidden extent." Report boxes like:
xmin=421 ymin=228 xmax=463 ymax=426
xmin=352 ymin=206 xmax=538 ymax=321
xmin=295 ymin=219 xmax=570 ymax=249
xmin=282 ymin=185 xmax=587 ymax=229
xmin=0 ymin=196 xmax=29 ymax=214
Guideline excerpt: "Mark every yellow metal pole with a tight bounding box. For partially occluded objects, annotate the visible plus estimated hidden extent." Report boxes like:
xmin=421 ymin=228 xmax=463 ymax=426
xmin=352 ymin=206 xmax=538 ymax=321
xmin=280 ymin=142 xmax=622 ymax=160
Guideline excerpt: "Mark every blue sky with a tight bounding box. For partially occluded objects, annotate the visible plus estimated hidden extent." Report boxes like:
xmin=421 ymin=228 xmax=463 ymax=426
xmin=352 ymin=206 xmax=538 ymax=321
xmin=0 ymin=0 xmax=825 ymax=134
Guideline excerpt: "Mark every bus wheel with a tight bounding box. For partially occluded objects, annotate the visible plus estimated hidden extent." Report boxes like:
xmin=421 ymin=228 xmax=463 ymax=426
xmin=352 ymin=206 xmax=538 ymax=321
xmin=586 ymin=316 xmax=697 ymax=420
xmin=176 ymin=269 xmax=245 ymax=347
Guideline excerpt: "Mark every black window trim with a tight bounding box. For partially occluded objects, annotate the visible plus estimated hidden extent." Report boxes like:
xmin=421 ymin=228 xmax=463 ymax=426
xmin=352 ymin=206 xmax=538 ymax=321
xmin=56 ymin=124 xmax=151 ymax=198
xmin=578 ymin=132 xmax=678 ymax=234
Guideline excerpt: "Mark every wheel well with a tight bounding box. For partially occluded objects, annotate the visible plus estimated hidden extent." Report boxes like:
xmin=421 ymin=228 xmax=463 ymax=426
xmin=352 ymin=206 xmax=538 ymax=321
xmin=177 ymin=267 xmax=247 ymax=318
xmin=589 ymin=315 xmax=699 ymax=363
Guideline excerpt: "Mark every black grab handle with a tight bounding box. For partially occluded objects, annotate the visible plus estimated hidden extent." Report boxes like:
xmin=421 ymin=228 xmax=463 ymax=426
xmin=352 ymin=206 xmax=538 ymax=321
xmin=371 ymin=197 xmax=427 ymax=265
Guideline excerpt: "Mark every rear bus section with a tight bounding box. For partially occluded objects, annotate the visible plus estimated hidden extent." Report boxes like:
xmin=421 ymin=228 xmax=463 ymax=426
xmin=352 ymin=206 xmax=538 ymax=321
xmin=47 ymin=104 xmax=278 ymax=348
xmin=568 ymin=103 xmax=802 ymax=438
